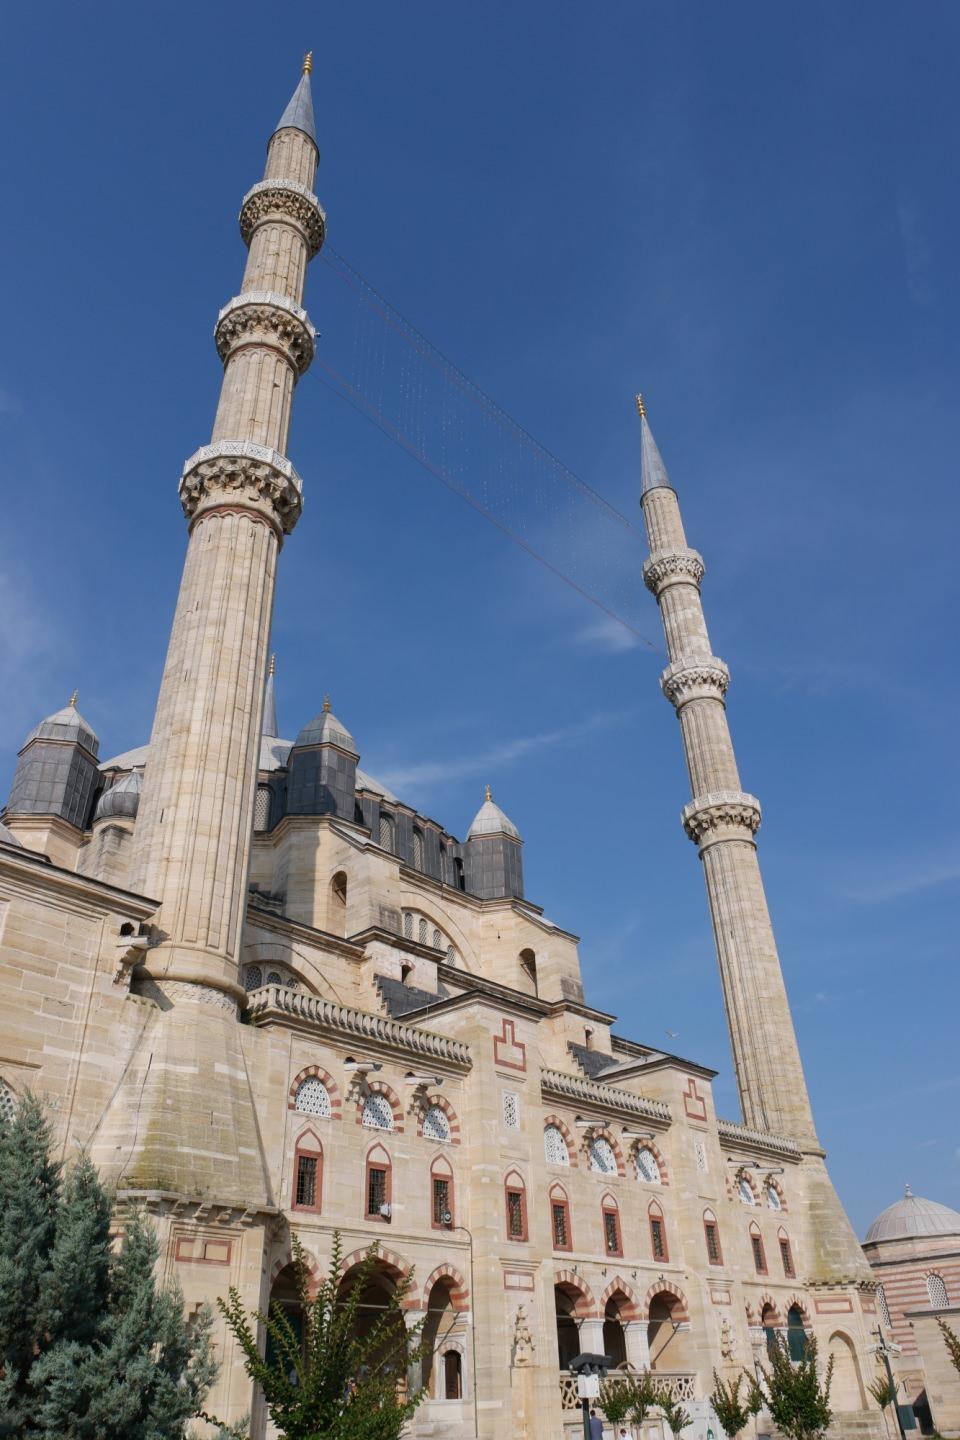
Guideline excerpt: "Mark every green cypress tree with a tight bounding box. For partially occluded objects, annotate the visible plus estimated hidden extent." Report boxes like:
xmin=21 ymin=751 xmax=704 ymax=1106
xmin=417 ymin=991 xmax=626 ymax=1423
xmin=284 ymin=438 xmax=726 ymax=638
xmin=41 ymin=1151 xmax=112 ymax=1347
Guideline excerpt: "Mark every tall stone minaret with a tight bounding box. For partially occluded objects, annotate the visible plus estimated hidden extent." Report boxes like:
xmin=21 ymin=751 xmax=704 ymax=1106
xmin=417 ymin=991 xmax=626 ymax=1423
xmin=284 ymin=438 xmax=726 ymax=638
xmin=636 ymin=396 xmax=819 ymax=1150
xmin=129 ymin=57 xmax=324 ymax=1001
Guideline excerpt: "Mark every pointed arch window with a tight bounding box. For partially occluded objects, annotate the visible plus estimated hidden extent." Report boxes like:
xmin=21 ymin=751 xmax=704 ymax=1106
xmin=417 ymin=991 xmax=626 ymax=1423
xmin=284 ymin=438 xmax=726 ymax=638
xmin=766 ymin=1183 xmax=783 ymax=1210
xmin=544 ymin=1124 xmax=571 ymax=1167
xmin=738 ymin=1176 xmax=757 ymax=1205
xmin=550 ymin=1184 xmax=572 ymax=1251
xmin=927 ymin=1273 xmax=949 ymax=1308
xmin=588 ymin=1135 xmax=618 ymax=1175
xmin=292 ymin=1131 xmax=323 ymax=1213
xmin=602 ymin=1196 xmax=622 ymax=1257
xmin=648 ymin=1201 xmax=668 ymax=1262
xmin=703 ymin=1208 xmax=723 ymax=1266
xmin=635 ymin=1146 xmax=661 ymax=1184
xmin=749 ymin=1222 xmax=767 ymax=1275
xmin=423 ymin=1106 xmax=451 ymax=1144
xmin=778 ymin=1229 xmax=796 ymax=1278
xmin=379 ymin=812 xmax=395 ymax=852
xmin=365 ymin=1143 xmax=392 ymax=1220
xmin=413 ymin=828 xmax=424 ymax=871
xmin=294 ymin=1077 xmax=331 ymax=1118
xmin=431 ymin=1154 xmax=454 ymax=1229
xmin=504 ymin=1171 xmax=528 ymax=1242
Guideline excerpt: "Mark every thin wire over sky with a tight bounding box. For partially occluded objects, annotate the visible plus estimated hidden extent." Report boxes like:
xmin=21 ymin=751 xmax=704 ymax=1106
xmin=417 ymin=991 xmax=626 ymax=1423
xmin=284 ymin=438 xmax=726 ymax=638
xmin=312 ymin=245 xmax=659 ymax=652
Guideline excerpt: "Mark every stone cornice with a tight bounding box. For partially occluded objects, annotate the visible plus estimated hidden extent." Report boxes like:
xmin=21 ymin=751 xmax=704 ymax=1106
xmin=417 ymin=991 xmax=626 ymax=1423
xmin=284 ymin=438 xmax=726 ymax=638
xmin=179 ymin=441 xmax=303 ymax=537
xmin=540 ymin=1067 xmax=671 ymax=1126
xmin=0 ymin=845 xmax=158 ymax=921
xmin=115 ymin=1190 xmax=280 ymax=1226
xmin=681 ymin=790 xmax=762 ymax=847
xmin=717 ymin=1117 xmax=802 ymax=1162
xmin=239 ymin=178 xmax=326 ymax=257
xmin=246 ymin=983 xmax=472 ymax=1070
xmin=245 ymin=906 xmax=367 ymax=961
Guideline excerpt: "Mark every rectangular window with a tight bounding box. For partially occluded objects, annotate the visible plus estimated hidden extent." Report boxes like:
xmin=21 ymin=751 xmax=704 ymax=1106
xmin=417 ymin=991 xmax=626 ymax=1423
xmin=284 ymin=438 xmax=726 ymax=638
xmin=507 ymin=1189 xmax=525 ymax=1240
xmin=650 ymin=1217 xmax=666 ymax=1261
xmin=705 ymin=1221 xmax=721 ymax=1264
xmin=779 ymin=1238 xmax=795 ymax=1277
xmin=603 ymin=1209 xmax=622 ymax=1255
xmin=367 ymin=1166 xmax=387 ymax=1216
xmin=295 ymin=1154 xmax=318 ymax=1209
xmin=433 ymin=1177 xmax=450 ymax=1226
xmin=552 ymin=1202 xmax=569 ymax=1249
xmin=751 ymin=1235 xmax=767 ymax=1273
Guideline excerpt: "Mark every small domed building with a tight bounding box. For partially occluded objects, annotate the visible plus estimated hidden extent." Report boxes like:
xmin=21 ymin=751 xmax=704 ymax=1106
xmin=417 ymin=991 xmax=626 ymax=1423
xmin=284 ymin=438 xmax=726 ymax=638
xmin=863 ymin=1187 xmax=960 ymax=1435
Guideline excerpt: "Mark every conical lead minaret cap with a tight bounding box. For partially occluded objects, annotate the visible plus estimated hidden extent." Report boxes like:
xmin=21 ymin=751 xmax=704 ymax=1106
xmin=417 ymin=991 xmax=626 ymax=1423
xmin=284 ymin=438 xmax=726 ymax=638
xmin=273 ymin=54 xmax=317 ymax=147
xmin=636 ymin=394 xmax=674 ymax=496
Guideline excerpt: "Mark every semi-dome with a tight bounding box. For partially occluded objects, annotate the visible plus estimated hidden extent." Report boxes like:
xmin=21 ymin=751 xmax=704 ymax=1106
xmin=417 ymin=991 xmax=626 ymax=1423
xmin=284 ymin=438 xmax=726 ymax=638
xmin=865 ymin=1186 xmax=960 ymax=1244
xmin=25 ymin=695 xmax=99 ymax=756
xmin=293 ymin=699 xmax=358 ymax=757
xmin=467 ymin=785 xmax=521 ymax=841
xmin=94 ymin=768 xmax=143 ymax=822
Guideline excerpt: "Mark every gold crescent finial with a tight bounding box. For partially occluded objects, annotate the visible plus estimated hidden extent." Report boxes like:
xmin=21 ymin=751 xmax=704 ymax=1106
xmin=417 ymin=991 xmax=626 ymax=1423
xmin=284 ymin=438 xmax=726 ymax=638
xmin=484 ymin=783 xmax=492 ymax=802
xmin=69 ymin=689 xmax=78 ymax=706
xmin=269 ymin=654 xmax=276 ymax=676
xmin=323 ymin=695 xmax=331 ymax=712
xmin=302 ymin=51 xmax=313 ymax=75
xmin=635 ymin=393 xmax=646 ymax=419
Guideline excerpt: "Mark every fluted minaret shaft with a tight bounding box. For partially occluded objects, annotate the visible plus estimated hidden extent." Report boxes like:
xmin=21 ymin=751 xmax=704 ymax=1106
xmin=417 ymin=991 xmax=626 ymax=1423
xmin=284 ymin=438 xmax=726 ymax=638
xmin=638 ymin=404 xmax=819 ymax=1149
xmin=129 ymin=66 xmax=324 ymax=999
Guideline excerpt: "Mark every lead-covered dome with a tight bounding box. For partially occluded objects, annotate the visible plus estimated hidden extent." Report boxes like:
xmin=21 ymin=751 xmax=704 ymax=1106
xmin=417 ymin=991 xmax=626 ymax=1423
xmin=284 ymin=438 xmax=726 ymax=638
xmin=865 ymin=1186 xmax=960 ymax=1244
xmin=293 ymin=699 xmax=358 ymax=757
xmin=94 ymin=768 xmax=143 ymax=822
xmin=467 ymin=785 xmax=521 ymax=840
xmin=25 ymin=697 xmax=99 ymax=756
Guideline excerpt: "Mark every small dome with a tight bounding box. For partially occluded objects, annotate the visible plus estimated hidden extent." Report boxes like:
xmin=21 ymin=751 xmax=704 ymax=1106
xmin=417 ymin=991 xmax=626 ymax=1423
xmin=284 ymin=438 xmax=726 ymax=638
xmin=25 ymin=695 xmax=99 ymax=757
xmin=467 ymin=785 xmax=521 ymax=841
xmin=865 ymin=1186 xmax=960 ymax=1244
xmin=0 ymin=822 xmax=24 ymax=849
xmin=94 ymin=769 xmax=143 ymax=822
xmin=293 ymin=699 xmax=358 ymax=757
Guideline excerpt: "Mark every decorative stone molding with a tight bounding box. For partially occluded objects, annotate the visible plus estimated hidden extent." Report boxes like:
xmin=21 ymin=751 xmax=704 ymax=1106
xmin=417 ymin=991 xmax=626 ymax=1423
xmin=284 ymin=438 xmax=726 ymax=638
xmin=215 ymin=291 xmax=316 ymax=376
xmin=540 ymin=1067 xmax=671 ymax=1124
xmin=239 ymin=179 xmax=326 ymax=256
xmin=642 ymin=546 xmax=705 ymax=595
xmin=716 ymin=1117 xmax=801 ymax=1160
xmin=246 ymin=983 xmax=472 ymax=1067
xmin=681 ymin=789 xmax=762 ymax=847
xmin=179 ymin=441 xmax=303 ymax=536
xmin=660 ymin=655 xmax=730 ymax=708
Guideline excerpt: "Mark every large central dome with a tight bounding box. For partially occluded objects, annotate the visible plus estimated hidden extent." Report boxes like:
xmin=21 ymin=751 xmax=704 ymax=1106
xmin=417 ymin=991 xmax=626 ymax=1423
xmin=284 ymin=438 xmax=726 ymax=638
xmin=865 ymin=1186 xmax=960 ymax=1244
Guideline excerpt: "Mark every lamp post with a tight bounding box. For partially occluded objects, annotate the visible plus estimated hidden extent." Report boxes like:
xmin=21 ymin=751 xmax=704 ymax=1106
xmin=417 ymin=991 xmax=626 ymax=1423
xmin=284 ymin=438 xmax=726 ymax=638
xmin=873 ymin=1326 xmax=908 ymax=1440
xmin=448 ymin=1223 xmax=480 ymax=1440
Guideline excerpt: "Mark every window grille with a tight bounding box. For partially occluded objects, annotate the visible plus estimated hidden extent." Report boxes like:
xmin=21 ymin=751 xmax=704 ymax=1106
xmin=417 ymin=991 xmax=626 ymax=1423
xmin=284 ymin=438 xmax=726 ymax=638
xmin=635 ymin=1147 xmax=661 ymax=1183
xmin=738 ymin=1177 xmax=756 ymax=1205
xmin=418 ymin=918 xmax=427 ymax=944
xmin=423 ymin=1106 xmax=450 ymax=1143
xmin=433 ymin=927 xmax=442 ymax=949
xmin=266 ymin=970 xmax=283 ymax=985
xmin=694 ymin=1138 xmax=708 ymax=1172
xmin=433 ymin=1176 xmax=451 ymax=1225
xmin=367 ymin=1166 xmax=387 ymax=1215
xmin=253 ymin=785 xmax=270 ymax=831
xmin=502 ymin=1092 xmax=519 ymax=1130
xmin=379 ymin=813 xmax=394 ymax=851
xmin=603 ymin=1210 xmax=621 ymax=1254
xmin=295 ymin=1154 xmax=318 ymax=1208
xmin=552 ymin=1202 xmax=569 ymax=1248
xmin=403 ymin=912 xmax=413 ymax=939
xmin=446 ymin=945 xmax=455 ymax=963
xmin=362 ymin=1093 xmax=394 ymax=1130
xmin=779 ymin=1238 xmax=795 ymax=1277
xmin=650 ymin=1217 xmax=666 ymax=1260
xmin=243 ymin=965 xmax=263 ymax=992
xmin=751 ymin=1235 xmax=767 ymax=1273
xmin=877 ymin=1285 xmax=891 ymax=1329
xmin=295 ymin=1078 xmax=331 ymax=1117
xmin=927 ymin=1273 xmax=949 ymax=1308
xmin=507 ymin=1189 xmax=524 ymax=1239
xmin=588 ymin=1137 xmax=617 ymax=1175
xmin=544 ymin=1125 xmax=570 ymax=1166
xmin=413 ymin=831 xmax=424 ymax=870
xmin=766 ymin=1184 xmax=782 ymax=1210
xmin=705 ymin=1221 xmax=721 ymax=1263
xmin=0 ymin=1081 xmax=16 ymax=1124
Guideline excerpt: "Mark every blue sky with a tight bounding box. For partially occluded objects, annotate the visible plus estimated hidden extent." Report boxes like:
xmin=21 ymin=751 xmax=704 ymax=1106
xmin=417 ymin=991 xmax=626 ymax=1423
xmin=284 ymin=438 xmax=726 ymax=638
xmin=1 ymin=2 xmax=958 ymax=1236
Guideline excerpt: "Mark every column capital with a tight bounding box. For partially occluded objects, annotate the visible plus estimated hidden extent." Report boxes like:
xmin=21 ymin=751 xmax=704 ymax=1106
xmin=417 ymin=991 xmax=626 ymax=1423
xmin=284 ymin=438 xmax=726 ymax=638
xmin=239 ymin=178 xmax=326 ymax=257
xmin=179 ymin=441 xmax=303 ymax=536
xmin=643 ymin=546 xmax=705 ymax=595
xmin=215 ymin=291 xmax=316 ymax=377
xmin=660 ymin=655 xmax=730 ymax=708
xmin=681 ymin=789 xmax=761 ymax=847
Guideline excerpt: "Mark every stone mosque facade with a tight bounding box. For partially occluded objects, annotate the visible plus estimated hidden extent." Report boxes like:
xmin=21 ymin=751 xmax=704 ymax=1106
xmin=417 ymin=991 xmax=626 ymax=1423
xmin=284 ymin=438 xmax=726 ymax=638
xmin=0 ymin=60 xmax=900 ymax=1440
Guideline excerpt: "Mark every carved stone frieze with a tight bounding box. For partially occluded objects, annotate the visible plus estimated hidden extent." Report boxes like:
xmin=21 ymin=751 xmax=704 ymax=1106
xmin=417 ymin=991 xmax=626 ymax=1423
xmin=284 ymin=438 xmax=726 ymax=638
xmin=681 ymin=789 xmax=762 ymax=847
xmin=660 ymin=655 xmax=730 ymax=708
xmin=239 ymin=179 xmax=326 ymax=256
xmin=215 ymin=291 xmax=316 ymax=376
xmin=179 ymin=441 xmax=303 ymax=536
xmin=642 ymin=547 xmax=706 ymax=595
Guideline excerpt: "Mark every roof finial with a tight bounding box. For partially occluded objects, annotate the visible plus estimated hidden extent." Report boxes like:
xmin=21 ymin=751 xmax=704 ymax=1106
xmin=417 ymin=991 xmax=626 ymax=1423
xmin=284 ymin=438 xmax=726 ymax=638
xmin=484 ymin=783 xmax=492 ymax=802
xmin=635 ymin=393 xmax=647 ymax=419
xmin=269 ymin=653 xmax=276 ymax=676
xmin=69 ymin=689 xmax=78 ymax=707
xmin=302 ymin=51 xmax=313 ymax=75
xmin=323 ymin=695 xmax=331 ymax=712
xmin=905 ymin=1183 xmax=913 ymax=1197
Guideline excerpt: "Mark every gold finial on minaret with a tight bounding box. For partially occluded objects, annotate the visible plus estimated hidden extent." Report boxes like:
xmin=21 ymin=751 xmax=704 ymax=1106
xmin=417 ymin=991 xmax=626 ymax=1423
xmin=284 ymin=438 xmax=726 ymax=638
xmin=302 ymin=51 xmax=313 ymax=75
xmin=484 ymin=783 xmax=492 ymax=802
xmin=635 ymin=393 xmax=647 ymax=419
xmin=69 ymin=690 xmax=78 ymax=706
xmin=323 ymin=695 xmax=331 ymax=712
xmin=269 ymin=654 xmax=276 ymax=676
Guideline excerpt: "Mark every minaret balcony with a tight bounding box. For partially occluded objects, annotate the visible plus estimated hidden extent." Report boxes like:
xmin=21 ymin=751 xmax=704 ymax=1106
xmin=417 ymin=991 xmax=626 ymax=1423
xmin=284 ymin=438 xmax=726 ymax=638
xmin=239 ymin=178 xmax=326 ymax=256
xmin=681 ymin=789 xmax=762 ymax=847
xmin=215 ymin=291 xmax=316 ymax=376
xmin=642 ymin=546 xmax=705 ymax=595
xmin=179 ymin=440 xmax=303 ymax=536
xmin=660 ymin=655 xmax=730 ymax=709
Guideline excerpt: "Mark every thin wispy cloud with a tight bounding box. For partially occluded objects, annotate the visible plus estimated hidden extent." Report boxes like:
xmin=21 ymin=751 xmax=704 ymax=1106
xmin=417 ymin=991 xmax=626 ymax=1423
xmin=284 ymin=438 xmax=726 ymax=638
xmin=840 ymin=855 xmax=960 ymax=904
xmin=570 ymin=615 xmax=644 ymax=654
xmin=377 ymin=708 xmax=632 ymax=794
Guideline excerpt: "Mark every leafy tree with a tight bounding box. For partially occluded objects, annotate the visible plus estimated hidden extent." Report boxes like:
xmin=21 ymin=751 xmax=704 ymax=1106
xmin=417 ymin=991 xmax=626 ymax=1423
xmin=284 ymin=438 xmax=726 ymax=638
xmin=867 ymin=1376 xmax=898 ymax=1411
xmin=749 ymin=1331 xmax=834 ymax=1440
xmin=0 ymin=1091 xmax=219 ymax=1439
xmin=216 ymin=1231 xmax=426 ymax=1440
xmin=938 ymin=1318 xmax=960 ymax=1378
xmin=709 ymin=1371 xmax=761 ymax=1439
xmin=659 ymin=1391 xmax=692 ymax=1437
xmin=598 ymin=1376 xmax=636 ymax=1427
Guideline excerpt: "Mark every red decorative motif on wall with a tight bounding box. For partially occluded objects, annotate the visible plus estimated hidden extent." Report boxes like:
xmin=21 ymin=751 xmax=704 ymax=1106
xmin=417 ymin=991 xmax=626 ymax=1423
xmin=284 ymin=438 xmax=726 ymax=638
xmin=683 ymin=1077 xmax=708 ymax=1121
xmin=494 ymin=1017 xmax=527 ymax=1072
